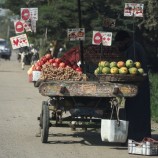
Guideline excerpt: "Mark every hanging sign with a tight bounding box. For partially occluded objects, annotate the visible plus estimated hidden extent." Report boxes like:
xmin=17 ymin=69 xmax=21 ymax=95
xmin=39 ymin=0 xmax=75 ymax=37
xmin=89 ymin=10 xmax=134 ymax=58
xmin=14 ymin=20 xmax=24 ymax=34
xmin=67 ymin=28 xmax=85 ymax=41
xmin=134 ymin=3 xmax=144 ymax=17
xmin=92 ymin=31 xmax=112 ymax=46
xmin=29 ymin=8 xmax=38 ymax=21
xmin=92 ymin=31 xmax=102 ymax=45
xmin=14 ymin=20 xmax=32 ymax=34
xmin=23 ymin=20 xmax=32 ymax=32
xmin=101 ymin=32 xmax=112 ymax=46
xmin=124 ymin=3 xmax=144 ymax=17
xmin=21 ymin=8 xmax=30 ymax=21
xmin=10 ymin=34 xmax=29 ymax=49
xmin=21 ymin=8 xmax=38 ymax=21
xmin=31 ymin=20 xmax=36 ymax=33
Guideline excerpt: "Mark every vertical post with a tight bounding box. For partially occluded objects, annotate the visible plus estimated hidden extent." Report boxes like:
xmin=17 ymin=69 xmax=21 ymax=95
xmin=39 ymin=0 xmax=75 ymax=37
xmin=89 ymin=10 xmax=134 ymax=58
xmin=7 ymin=19 xmax=10 ymax=40
xmin=99 ymin=43 xmax=103 ymax=61
xmin=132 ymin=16 xmax=136 ymax=61
xmin=77 ymin=0 xmax=84 ymax=72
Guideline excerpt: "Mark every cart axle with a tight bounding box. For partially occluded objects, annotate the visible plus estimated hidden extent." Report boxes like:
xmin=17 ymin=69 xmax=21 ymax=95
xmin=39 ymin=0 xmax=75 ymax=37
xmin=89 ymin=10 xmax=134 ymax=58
xmin=50 ymin=122 xmax=101 ymax=129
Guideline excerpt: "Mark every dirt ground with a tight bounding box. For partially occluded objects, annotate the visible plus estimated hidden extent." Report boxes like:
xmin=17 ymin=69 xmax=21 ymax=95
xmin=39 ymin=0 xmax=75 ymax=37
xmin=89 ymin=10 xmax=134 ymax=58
xmin=0 ymin=51 xmax=158 ymax=158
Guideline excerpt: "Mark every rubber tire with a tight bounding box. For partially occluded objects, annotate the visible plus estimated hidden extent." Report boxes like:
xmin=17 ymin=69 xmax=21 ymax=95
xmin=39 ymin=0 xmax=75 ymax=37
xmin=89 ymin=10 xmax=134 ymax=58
xmin=41 ymin=101 xmax=49 ymax=143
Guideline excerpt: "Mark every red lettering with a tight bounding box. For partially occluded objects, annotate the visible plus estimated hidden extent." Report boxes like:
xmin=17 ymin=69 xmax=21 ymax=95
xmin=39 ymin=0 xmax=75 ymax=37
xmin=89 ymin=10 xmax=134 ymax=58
xmin=93 ymin=32 xmax=102 ymax=44
xmin=15 ymin=21 xmax=24 ymax=33
xmin=13 ymin=39 xmax=19 ymax=46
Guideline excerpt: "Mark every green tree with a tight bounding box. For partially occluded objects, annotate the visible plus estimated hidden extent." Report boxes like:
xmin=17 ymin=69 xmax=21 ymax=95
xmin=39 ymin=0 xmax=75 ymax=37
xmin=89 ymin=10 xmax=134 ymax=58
xmin=4 ymin=0 xmax=158 ymax=69
xmin=3 ymin=0 xmax=158 ymax=119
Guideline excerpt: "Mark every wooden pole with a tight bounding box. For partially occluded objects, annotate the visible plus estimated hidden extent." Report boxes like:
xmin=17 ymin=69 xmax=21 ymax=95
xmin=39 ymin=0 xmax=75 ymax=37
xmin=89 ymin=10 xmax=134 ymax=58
xmin=77 ymin=0 xmax=84 ymax=72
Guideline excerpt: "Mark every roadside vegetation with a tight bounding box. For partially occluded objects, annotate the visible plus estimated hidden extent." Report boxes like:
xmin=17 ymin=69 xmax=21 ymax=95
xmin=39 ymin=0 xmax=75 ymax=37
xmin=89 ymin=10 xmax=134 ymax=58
xmin=149 ymin=73 xmax=158 ymax=122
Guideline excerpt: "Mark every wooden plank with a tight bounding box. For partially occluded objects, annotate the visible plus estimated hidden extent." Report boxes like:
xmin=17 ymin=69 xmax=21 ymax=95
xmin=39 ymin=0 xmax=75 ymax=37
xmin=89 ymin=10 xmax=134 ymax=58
xmin=39 ymin=81 xmax=138 ymax=97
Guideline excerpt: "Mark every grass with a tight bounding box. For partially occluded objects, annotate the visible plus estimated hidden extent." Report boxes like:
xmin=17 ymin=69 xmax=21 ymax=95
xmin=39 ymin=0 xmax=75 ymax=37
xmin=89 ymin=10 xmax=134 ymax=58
xmin=149 ymin=72 xmax=158 ymax=122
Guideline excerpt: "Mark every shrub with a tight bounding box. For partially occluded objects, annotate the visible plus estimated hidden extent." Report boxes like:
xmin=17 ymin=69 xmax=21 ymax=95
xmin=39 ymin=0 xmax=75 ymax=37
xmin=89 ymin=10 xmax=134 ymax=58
xmin=149 ymin=73 xmax=158 ymax=122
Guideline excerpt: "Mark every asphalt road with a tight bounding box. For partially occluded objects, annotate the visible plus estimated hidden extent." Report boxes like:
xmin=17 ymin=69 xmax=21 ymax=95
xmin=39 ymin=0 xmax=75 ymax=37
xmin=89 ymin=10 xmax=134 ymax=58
xmin=0 ymin=51 xmax=157 ymax=158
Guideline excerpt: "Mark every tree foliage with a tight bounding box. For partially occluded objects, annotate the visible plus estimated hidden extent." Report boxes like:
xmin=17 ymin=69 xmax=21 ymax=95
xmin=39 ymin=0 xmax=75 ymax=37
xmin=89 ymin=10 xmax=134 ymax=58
xmin=3 ymin=0 xmax=158 ymax=120
xmin=3 ymin=0 xmax=158 ymax=70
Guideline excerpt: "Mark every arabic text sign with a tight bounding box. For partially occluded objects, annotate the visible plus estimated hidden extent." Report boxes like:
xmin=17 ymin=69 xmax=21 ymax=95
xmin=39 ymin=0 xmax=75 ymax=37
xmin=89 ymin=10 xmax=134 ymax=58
xmin=92 ymin=31 xmax=112 ymax=46
xmin=29 ymin=8 xmax=38 ymax=21
xmin=124 ymin=3 xmax=144 ymax=17
xmin=31 ymin=20 xmax=36 ymax=33
xmin=10 ymin=34 xmax=29 ymax=49
xmin=14 ymin=20 xmax=32 ymax=34
xmin=67 ymin=28 xmax=85 ymax=41
xmin=21 ymin=8 xmax=30 ymax=21
xmin=21 ymin=8 xmax=38 ymax=21
xmin=23 ymin=20 xmax=32 ymax=32
xmin=14 ymin=20 xmax=24 ymax=34
xmin=101 ymin=32 xmax=112 ymax=46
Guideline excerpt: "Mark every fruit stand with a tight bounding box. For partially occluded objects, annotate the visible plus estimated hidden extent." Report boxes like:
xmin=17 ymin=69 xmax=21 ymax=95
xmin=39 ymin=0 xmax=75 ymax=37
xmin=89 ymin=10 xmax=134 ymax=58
xmin=37 ymin=77 xmax=140 ymax=143
xmin=32 ymin=45 xmax=146 ymax=143
xmin=29 ymin=46 xmax=145 ymax=143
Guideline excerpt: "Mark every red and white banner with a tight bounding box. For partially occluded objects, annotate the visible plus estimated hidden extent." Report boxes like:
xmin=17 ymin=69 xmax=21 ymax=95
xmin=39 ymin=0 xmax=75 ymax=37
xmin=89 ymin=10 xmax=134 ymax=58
xmin=14 ymin=20 xmax=24 ymax=34
xmin=21 ymin=8 xmax=38 ymax=21
xmin=23 ymin=20 xmax=32 ymax=32
xmin=101 ymin=32 xmax=112 ymax=46
xmin=29 ymin=8 xmax=38 ymax=21
xmin=124 ymin=3 xmax=144 ymax=17
xmin=92 ymin=31 xmax=112 ymax=46
xmin=21 ymin=8 xmax=30 ymax=21
xmin=67 ymin=28 xmax=85 ymax=41
xmin=14 ymin=20 xmax=32 ymax=34
xmin=31 ymin=20 xmax=36 ymax=33
xmin=10 ymin=34 xmax=29 ymax=49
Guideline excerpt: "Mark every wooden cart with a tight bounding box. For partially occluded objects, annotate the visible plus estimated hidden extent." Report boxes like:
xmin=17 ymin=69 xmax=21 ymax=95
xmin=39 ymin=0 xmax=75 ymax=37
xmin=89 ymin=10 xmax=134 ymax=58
xmin=36 ymin=74 xmax=143 ymax=143
xmin=36 ymin=45 xmax=146 ymax=143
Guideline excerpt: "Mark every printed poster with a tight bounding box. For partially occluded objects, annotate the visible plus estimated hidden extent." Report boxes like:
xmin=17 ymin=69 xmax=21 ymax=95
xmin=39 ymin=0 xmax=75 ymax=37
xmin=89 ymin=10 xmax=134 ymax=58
xmin=14 ymin=20 xmax=32 ymax=34
xmin=23 ymin=20 xmax=32 ymax=32
xmin=31 ymin=20 xmax=36 ymax=33
xmin=14 ymin=20 xmax=24 ymax=34
xmin=134 ymin=3 xmax=144 ymax=17
xmin=67 ymin=28 xmax=85 ymax=41
xmin=124 ymin=3 xmax=144 ymax=17
xmin=92 ymin=31 xmax=112 ymax=46
xmin=101 ymin=32 xmax=112 ymax=46
xmin=21 ymin=8 xmax=38 ymax=21
xmin=10 ymin=34 xmax=29 ymax=49
xmin=29 ymin=8 xmax=38 ymax=21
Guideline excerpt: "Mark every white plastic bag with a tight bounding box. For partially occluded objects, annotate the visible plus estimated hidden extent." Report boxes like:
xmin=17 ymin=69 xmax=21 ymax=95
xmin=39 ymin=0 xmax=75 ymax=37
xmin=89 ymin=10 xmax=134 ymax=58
xmin=101 ymin=97 xmax=129 ymax=143
xmin=101 ymin=119 xmax=129 ymax=143
xmin=32 ymin=71 xmax=41 ymax=81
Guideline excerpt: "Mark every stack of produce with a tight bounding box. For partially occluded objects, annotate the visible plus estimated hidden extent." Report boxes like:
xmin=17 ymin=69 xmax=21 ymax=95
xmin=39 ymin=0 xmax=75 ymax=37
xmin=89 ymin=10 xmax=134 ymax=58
xmin=28 ymin=53 xmax=86 ymax=81
xmin=94 ymin=59 xmax=144 ymax=75
xmin=40 ymin=62 xmax=84 ymax=81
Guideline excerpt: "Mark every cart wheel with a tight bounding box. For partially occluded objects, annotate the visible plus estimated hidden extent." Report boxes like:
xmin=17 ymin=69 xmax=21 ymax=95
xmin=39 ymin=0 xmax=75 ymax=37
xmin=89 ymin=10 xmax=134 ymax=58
xmin=41 ymin=101 xmax=49 ymax=143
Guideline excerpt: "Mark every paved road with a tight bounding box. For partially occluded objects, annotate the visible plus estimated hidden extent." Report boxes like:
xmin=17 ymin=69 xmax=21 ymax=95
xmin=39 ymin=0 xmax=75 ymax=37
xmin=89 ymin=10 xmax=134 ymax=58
xmin=0 ymin=51 xmax=157 ymax=158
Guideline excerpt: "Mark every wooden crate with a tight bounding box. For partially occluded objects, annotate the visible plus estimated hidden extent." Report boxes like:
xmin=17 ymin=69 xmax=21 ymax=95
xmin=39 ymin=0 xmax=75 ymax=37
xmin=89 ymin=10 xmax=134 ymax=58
xmin=95 ymin=74 xmax=147 ymax=83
